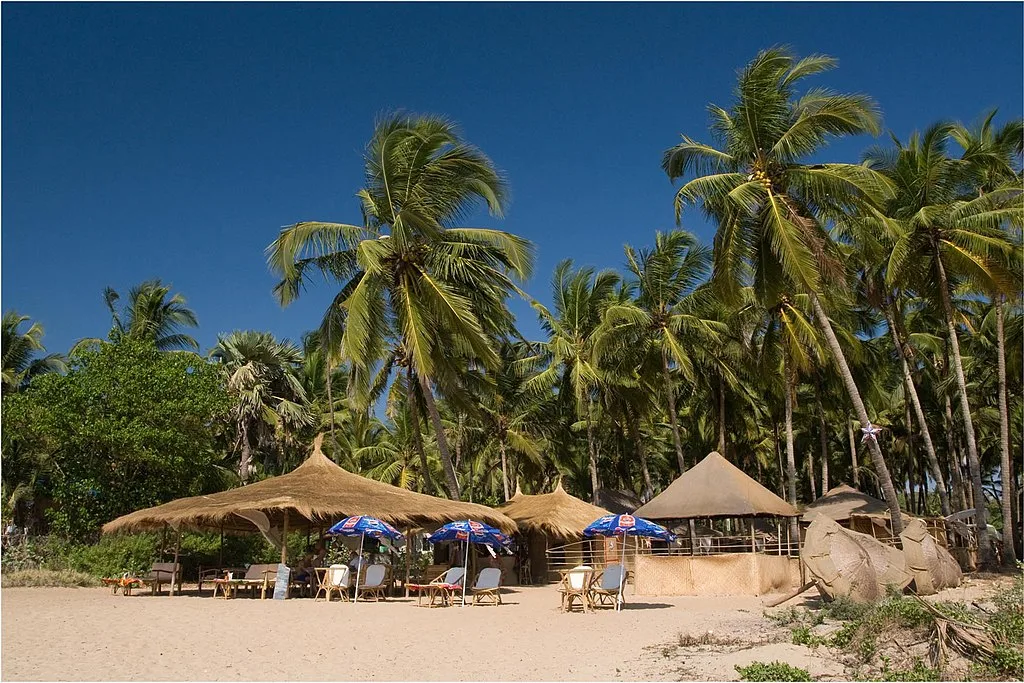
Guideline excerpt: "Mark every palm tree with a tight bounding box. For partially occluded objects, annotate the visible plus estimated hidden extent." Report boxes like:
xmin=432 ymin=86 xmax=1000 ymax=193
xmin=529 ymin=260 xmax=622 ymax=498
xmin=865 ymin=122 xmax=1022 ymax=566
xmin=1 ymin=312 xmax=66 ymax=394
xmin=267 ymin=114 xmax=533 ymax=500
xmin=210 ymin=331 xmax=313 ymax=482
xmin=73 ymin=280 xmax=200 ymax=353
xmin=662 ymin=47 xmax=906 ymax=533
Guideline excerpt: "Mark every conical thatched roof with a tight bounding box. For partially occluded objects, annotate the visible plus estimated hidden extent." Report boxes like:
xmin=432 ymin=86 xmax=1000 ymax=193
xmin=802 ymin=485 xmax=908 ymax=523
xmin=102 ymin=436 xmax=516 ymax=534
xmin=496 ymin=481 xmax=610 ymax=539
xmin=634 ymin=451 xmax=798 ymax=519
xmin=595 ymin=487 xmax=642 ymax=515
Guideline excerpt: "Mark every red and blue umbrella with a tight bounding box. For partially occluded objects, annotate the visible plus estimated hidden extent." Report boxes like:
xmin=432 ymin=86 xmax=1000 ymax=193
xmin=427 ymin=520 xmax=510 ymax=605
xmin=327 ymin=515 xmax=404 ymax=602
xmin=583 ymin=514 xmax=675 ymax=610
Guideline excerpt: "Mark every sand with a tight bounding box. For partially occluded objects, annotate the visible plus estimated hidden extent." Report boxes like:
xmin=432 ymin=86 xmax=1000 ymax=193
xmin=0 ymin=583 xmax=847 ymax=682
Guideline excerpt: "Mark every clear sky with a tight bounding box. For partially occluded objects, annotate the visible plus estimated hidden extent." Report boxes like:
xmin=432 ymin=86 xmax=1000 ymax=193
xmin=3 ymin=2 xmax=1022 ymax=355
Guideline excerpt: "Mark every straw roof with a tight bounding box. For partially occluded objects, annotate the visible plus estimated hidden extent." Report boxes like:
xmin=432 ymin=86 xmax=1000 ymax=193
xmin=102 ymin=436 xmax=516 ymax=534
xmin=595 ymin=487 xmax=642 ymax=515
xmin=801 ymin=485 xmax=906 ymax=523
xmin=634 ymin=451 xmax=798 ymax=519
xmin=496 ymin=481 xmax=610 ymax=539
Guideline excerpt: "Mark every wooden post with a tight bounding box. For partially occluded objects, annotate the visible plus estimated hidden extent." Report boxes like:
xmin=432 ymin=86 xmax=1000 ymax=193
xmin=750 ymin=519 xmax=756 ymax=553
xmin=689 ymin=519 xmax=696 ymax=556
xmin=219 ymin=524 xmax=224 ymax=567
xmin=404 ymin=527 xmax=412 ymax=598
xmin=170 ymin=527 xmax=181 ymax=596
xmin=281 ymin=512 xmax=289 ymax=565
xmin=777 ymin=520 xmax=782 ymax=557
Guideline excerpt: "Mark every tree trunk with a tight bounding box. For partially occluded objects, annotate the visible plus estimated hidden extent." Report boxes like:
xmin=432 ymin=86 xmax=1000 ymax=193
xmin=907 ymin=400 xmax=918 ymax=513
xmin=717 ymin=373 xmax=727 ymax=456
xmin=944 ymin=395 xmax=968 ymax=512
xmin=628 ymin=408 xmax=654 ymax=501
xmin=784 ymin=352 xmax=800 ymax=542
xmin=933 ymin=250 xmax=994 ymax=567
xmin=808 ymin=448 xmax=817 ymax=501
xmin=417 ymin=373 xmax=461 ymax=500
xmin=407 ymin=369 xmax=434 ymax=495
xmin=885 ymin=306 xmax=950 ymax=515
xmin=995 ymin=295 xmax=1017 ymax=564
xmin=586 ymin=395 xmax=601 ymax=497
xmin=324 ymin=332 xmax=339 ymax=459
xmin=774 ymin=421 xmax=786 ymax=498
xmin=238 ymin=420 xmax=252 ymax=483
xmin=662 ymin=348 xmax=687 ymax=474
xmin=848 ymin=419 xmax=859 ymax=488
xmin=499 ymin=438 xmax=511 ymax=502
xmin=818 ymin=401 xmax=829 ymax=495
xmin=810 ymin=293 xmax=903 ymax=534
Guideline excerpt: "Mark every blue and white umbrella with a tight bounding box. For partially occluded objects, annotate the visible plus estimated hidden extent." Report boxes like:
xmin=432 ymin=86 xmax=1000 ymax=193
xmin=583 ymin=514 xmax=675 ymax=610
xmin=426 ymin=520 xmax=510 ymax=605
xmin=327 ymin=515 xmax=404 ymax=602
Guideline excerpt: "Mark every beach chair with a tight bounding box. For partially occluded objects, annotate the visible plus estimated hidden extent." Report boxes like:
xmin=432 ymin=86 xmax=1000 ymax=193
xmin=408 ymin=566 xmax=465 ymax=607
xmin=591 ymin=564 xmax=628 ymax=608
xmin=237 ymin=564 xmax=278 ymax=599
xmin=315 ymin=565 xmax=351 ymax=602
xmin=138 ymin=562 xmax=181 ymax=595
xmin=470 ymin=567 xmax=503 ymax=606
xmin=558 ymin=565 xmax=594 ymax=613
xmin=356 ymin=564 xmax=389 ymax=601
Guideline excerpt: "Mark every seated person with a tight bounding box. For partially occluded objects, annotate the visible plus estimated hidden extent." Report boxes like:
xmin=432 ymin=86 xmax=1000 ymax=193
xmin=311 ymin=540 xmax=327 ymax=567
xmin=293 ymin=548 xmax=316 ymax=583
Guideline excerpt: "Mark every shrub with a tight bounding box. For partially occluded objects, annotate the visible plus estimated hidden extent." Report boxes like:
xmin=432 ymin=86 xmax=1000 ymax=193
xmin=877 ymin=658 xmax=941 ymax=682
xmin=1 ymin=569 xmax=101 ymax=588
xmin=735 ymin=661 xmax=812 ymax=681
xmin=65 ymin=533 xmax=159 ymax=577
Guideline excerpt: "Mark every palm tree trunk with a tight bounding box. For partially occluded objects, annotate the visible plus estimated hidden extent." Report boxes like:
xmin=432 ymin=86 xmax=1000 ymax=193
xmin=774 ymin=420 xmax=786 ymax=498
xmin=628 ymin=409 xmax=654 ymax=501
xmin=808 ymin=448 xmax=817 ymax=501
xmin=407 ymin=369 xmax=434 ymax=495
xmin=661 ymin=348 xmax=687 ymax=474
xmin=784 ymin=352 xmax=800 ymax=542
xmin=848 ymin=419 xmax=859 ymax=488
xmin=818 ymin=407 xmax=829 ymax=495
xmin=944 ymin=395 xmax=968 ymax=511
xmin=238 ymin=421 xmax=252 ymax=483
xmin=933 ymin=251 xmax=994 ymax=567
xmin=586 ymin=396 xmax=601 ymax=497
xmin=499 ymin=437 xmax=511 ymax=502
xmin=995 ymin=294 xmax=1017 ymax=564
xmin=416 ymin=373 xmax=461 ymax=500
xmin=717 ymin=373 xmax=727 ymax=456
xmin=884 ymin=307 xmax=950 ymax=515
xmin=810 ymin=293 xmax=903 ymax=534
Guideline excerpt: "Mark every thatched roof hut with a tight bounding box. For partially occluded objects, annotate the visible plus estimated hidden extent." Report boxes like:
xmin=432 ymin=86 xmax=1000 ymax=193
xmin=635 ymin=451 xmax=798 ymax=520
xmin=497 ymin=481 xmax=609 ymax=539
xmin=102 ymin=436 xmax=516 ymax=537
xmin=594 ymin=487 xmax=642 ymax=515
xmin=802 ymin=485 xmax=899 ymax=523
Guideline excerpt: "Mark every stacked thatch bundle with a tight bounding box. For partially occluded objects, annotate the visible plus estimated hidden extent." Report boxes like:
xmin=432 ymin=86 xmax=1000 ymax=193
xmin=103 ymin=435 xmax=516 ymax=541
xmin=899 ymin=518 xmax=962 ymax=595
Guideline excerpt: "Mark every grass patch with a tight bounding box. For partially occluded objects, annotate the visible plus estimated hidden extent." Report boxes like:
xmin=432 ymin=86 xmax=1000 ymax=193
xmin=1 ymin=569 xmax=102 ymax=587
xmin=735 ymin=661 xmax=812 ymax=681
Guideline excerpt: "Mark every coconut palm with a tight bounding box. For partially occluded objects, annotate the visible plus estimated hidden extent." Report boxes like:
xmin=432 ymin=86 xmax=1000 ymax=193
xmin=74 ymin=280 xmax=200 ymax=352
xmin=1 ymin=312 xmax=66 ymax=394
xmin=865 ymin=122 xmax=1022 ymax=566
xmin=267 ymin=114 xmax=533 ymax=500
xmin=662 ymin=47 xmax=906 ymax=533
xmin=210 ymin=331 xmax=313 ymax=483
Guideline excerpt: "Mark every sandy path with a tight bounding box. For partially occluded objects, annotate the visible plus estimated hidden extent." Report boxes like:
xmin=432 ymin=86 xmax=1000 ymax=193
xmin=1 ymin=585 xmax=841 ymax=681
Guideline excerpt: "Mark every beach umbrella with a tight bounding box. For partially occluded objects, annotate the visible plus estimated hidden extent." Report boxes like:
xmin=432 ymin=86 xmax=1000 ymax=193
xmin=426 ymin=520 xmax=511 ymax=606
xmin=583 ymin=514 xmax=675 ymax=611
xmin=327 ymin=515 xmax=404 ymax=602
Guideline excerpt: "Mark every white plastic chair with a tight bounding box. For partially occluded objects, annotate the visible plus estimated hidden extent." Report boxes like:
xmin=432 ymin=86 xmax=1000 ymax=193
xmin=315 ymin=564 xmax=350 ymax=602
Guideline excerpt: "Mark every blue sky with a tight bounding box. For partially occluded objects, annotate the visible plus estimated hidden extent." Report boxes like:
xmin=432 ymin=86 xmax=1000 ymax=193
xmin=3 ymin=2 xmax=1022 ymax=355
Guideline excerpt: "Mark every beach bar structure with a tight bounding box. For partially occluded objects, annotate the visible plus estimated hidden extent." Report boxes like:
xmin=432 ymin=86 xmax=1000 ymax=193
xmin=631 ymin=451 xmax=800 ymax=597
xmin=103 ymin=435 xmax=516 ymax=592
xmin=497 ymin=482 xmax=610 ymax=584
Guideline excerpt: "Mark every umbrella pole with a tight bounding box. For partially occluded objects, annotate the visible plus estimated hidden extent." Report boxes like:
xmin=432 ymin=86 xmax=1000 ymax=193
xmin=404 ymin=527 xmax=412 ymax=598
xmin=462 ymin=539 xmax=469 ymax=606
xmin=170 ymin=527 xmax=181 ymax=597
xmin=618 ymin=531 xmax=628 ymax=611
xmin=355 ymin=531 xmax=365 ymax=603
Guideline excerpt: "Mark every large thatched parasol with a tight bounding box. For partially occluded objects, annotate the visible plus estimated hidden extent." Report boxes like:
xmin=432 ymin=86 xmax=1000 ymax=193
xmin=635 ymin=451 xmax=798 ymax=519
xmin=102 ymin=435 xmax=516 ymax=538
xmin=497 ymin=481 xmax=610 ymax=540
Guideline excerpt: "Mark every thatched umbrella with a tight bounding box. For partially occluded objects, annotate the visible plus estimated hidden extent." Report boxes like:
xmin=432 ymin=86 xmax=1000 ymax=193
xmin=103 ymin=435 xmax=516 ymax=567
xmin=496 ymin=481 xmax=610 ymax=583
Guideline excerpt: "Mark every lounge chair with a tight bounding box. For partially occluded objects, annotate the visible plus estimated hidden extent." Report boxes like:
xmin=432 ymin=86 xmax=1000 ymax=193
xmin=237 ymin=563 xmax=278 ymax=599
xmin=408 ymin=567 xmax=465 ymax=607
xmin=356 ymin=564 xmax=389 ymax=601
xmin=138 ymin=562 xmax=181 ymax=595
xmin=558 ymin=565 xmax=594 ymax=613
xmin=591 ymin=564 xmax=628 ymax=608
xmin=315 ymin=565 xmax=351 ymax=602
xmin=470 ymin=567 xmax=503 ymax=606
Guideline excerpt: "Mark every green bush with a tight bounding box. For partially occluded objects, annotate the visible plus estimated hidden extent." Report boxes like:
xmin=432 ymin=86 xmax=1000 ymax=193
xmin=736 ymin=661 xmax=813 ymax=681
xmin=877 ymin=658 xmax=941 ymax=681
xmin=65 ymin=533 xmax=159 ymax=577
xmin=1 ymin=569 xmax=102 ymax=587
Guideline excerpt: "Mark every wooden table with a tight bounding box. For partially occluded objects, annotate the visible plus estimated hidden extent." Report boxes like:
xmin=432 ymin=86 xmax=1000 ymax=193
xmin=210 ymin=577 xmax=247 ymax=599
xmin=407 ymin=582 xmax=460 ymax=607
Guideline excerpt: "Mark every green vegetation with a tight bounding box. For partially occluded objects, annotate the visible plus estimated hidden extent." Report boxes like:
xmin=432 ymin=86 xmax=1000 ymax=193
xmin=1 ymin=569 xmax=102 ymax=588
xmin=735 ymin=661 xmax=812 ymax=681
xmin=0 ymin=49 xmax=1020 ymax=576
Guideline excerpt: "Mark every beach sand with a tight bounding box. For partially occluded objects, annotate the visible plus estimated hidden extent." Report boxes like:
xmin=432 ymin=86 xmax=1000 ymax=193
xmin=1 ymin=584 xmax=847 ymax=681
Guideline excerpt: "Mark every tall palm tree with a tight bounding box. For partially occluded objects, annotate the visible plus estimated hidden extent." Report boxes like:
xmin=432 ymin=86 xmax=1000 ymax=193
xmin=210 ymin=331 xmax=313 ymax=482
xmin=529 ymin=260 xmax=622 ymax=498
xmin=72 ymin=280 xmax=200 ymax=353
xmin=267 ymin=114 xmax=533 ymax=500
xmin=662 ymin=47 xmax=906 ymax=533
xmin=1 ymin=312 xmax=66 ymax=394
xmin=866 ymin=122 xmax=1022 ymax=566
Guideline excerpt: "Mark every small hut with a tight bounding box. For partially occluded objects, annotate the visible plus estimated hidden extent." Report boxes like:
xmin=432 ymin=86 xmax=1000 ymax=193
xmin=497 ymin=482 xmax=610 ymax=584
xmin=631 ymin=451 xmax=800 ymax=596
xmin=801 ymin=485 xmax=913 ymax=541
